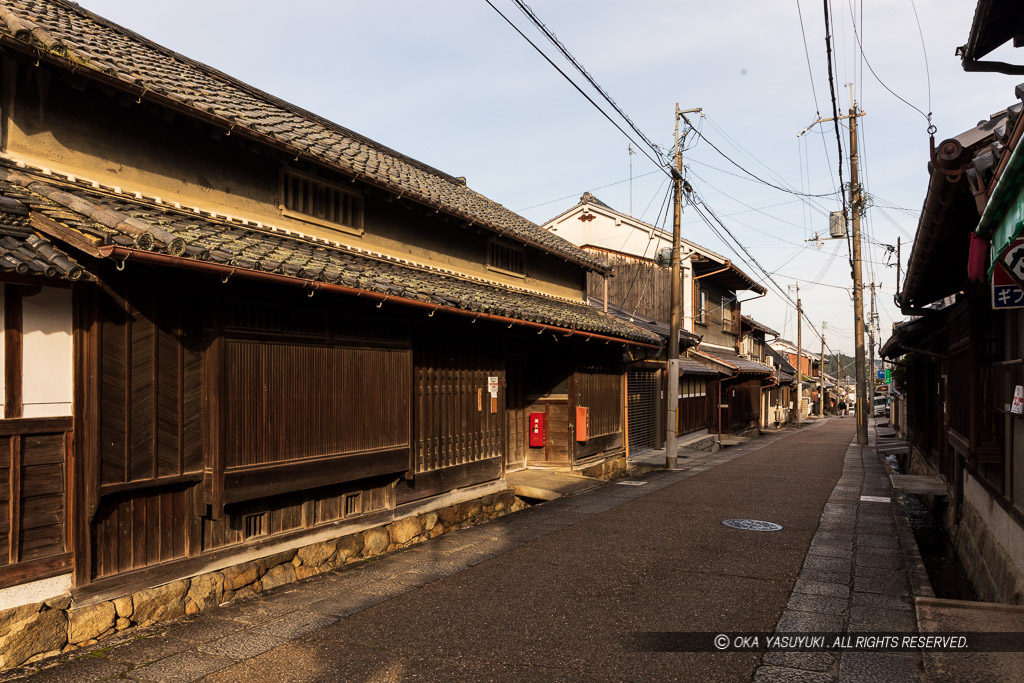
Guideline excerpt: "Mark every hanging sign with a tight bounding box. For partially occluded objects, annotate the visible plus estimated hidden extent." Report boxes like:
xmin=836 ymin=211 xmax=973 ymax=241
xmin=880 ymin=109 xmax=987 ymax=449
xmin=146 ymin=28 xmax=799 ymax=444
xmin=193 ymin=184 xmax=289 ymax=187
xmin=992 ymin=257 xmax=1024 ymax=310
xmin=487 ymin=376 xmax=499 ymax=398
xmin=1012 ymin=385 xmax=1024 ymax=415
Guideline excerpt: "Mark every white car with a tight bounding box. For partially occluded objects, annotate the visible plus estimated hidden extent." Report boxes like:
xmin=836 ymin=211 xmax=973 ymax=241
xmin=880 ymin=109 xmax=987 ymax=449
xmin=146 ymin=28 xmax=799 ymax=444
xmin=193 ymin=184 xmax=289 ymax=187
xmin=872 ymin=395 xmax=889 ymax=417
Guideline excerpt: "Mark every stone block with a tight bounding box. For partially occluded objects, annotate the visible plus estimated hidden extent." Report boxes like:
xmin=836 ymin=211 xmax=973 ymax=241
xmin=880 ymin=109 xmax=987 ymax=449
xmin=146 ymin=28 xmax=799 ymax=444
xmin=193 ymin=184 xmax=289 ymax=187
xmin=261 ymin=563 xmax=296 ymax=591
xmin=232 ymin=582 xmax=262 ymax=601
xmin=0 ymin=602 xmax=41 ymax=638
xmin=0 ymin=608 xmax=67 ymax=668
xmin=187 ymin=573 xmax=225 ymax=612
xmin=68 ymin=601 xmax=116 ymax=644
xmin=297 ymin=540 xmax=336 ymax=568
xmin=422 ymin=512 xmax=438 ymax=532
xmin=223 ymin=561 xmax=262 ymax=591
xmin=388 ymin=516 xmax=423 ymax=546
xmin=295 ymin=565 xmax=321 ymax=580
xmin=116 ymin=617 xmax=131 ymax=630
xmin=437 ymin=505 xmax=460 ymax=525
xmin=362 ymin=527 xmax=389 ymax=557
xmin=113 ymin=596 xmax=134 ymax=619
xmin=45 ymin=594 xmax=72 ymax=611
xmin=334 ymin=533 xmax=363 ymax=564
xmin=133 ymin=580 xmax=189 ymax=626
xmin=260 ymin=549 xmax=297 ymax=572
xmin=459 ymin=501 xmax=483 ymax=519
xmin=429 ymin=524 xmax=446 ymax=538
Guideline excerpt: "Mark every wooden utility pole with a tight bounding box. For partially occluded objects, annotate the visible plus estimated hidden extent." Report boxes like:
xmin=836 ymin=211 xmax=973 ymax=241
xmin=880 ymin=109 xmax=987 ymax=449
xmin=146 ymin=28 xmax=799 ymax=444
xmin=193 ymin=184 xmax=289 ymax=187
xmin=666 ymin=105 xmax=701 ymax=469
xmin=796 ymin=283 xmax=802 ymax=428
xmin=666 ymin=104 xmax=682 ymax=469
xmin=850 ymin=100 xmax=869 ymax=445
xmin=820 ymin=322 xmax=826 ymax=416
xmin=796 ymin=88 xmax=867 ymax=443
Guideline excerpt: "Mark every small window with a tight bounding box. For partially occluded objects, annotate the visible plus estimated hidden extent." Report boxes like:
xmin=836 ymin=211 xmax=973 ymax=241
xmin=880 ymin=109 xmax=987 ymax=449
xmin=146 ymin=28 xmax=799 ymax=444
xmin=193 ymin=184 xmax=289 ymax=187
xmin=281 ymin=170 xmax=363 ymax=233
xmin=488 ymin=240 xmax=525 ymax=276
xmin=344 ymin=492 xmax=363 ymax=518
xmin=243 ymin=512 xmax=266 ymax=539
xmin=696 ymin=284 xmax=707 ymax=324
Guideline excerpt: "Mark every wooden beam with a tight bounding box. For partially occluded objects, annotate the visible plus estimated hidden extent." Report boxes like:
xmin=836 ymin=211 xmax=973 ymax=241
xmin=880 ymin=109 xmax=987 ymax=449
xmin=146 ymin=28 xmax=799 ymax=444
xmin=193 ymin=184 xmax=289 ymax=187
xmin=4 ymin=284 xmax=21 ymax=419
xmin=8 ymin=435 xmax=19 ymax=564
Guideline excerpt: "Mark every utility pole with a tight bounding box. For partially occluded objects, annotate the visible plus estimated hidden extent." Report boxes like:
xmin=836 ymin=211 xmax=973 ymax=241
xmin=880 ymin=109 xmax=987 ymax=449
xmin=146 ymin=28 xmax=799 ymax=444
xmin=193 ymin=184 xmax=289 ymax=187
xmin=796 ymin=87 xmax=868 ymax=444
xmin=820 ymin=322 xmax=826 ymax=416
xmin=850 ymin=98 xmax=869 ymax=445
xmin=796 ymin=283 xmax=802 ymax=428
xmin=665 ymin=105 xmax=701 ymax=469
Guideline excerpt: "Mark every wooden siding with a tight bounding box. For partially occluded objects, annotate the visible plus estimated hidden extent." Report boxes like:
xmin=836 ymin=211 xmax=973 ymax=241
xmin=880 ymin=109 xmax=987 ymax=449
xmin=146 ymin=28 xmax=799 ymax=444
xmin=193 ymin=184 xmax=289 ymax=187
xmin=505 ymin=356 xmax=527 ymax=471
xmin=224 ymin=341 xmax=410 ymax=469
xmin=91 ymin=478 xmax=393 ymax=580
xmin=98 ymin=287 xmax=203 ymax=487
xmin=586 ymin=253 xmax=672 ymax=323
xmin=0 ymin=417 xmax=72 ymax=588
xmin=574 ymin=368 xmax=623 ymax=440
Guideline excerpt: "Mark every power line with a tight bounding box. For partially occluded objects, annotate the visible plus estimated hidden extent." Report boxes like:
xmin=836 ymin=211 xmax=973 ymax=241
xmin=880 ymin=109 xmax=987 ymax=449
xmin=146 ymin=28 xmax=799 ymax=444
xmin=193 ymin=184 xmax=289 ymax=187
xmin=516 ymin=168 xmax=662 ymax=212
xmin=482 ymin=0 xmax=669 ymax=177
xmin=508 ymin=0 xmax=668 ymax=167
xmin=686 ymin=125 xmax=839 ymax=199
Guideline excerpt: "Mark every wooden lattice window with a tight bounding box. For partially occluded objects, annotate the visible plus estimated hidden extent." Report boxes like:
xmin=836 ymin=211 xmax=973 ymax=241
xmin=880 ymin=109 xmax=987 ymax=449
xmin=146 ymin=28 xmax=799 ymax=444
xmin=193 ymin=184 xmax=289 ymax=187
xmin=282 ymin=170 xmax=363 ymax=233
xmin=488 ymin=240 xmax=524 ymax=276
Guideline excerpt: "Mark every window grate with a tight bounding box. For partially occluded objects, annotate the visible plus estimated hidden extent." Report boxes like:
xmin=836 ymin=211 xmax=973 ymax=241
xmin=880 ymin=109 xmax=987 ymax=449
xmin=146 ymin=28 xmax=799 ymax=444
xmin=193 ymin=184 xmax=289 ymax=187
xmin=488 ymin=240 xmax=524 ymax=275
xmin=243 ymin=512 xmax=266 ymax=539
xmin=344 ymin=492 xmax=363 ymax=518
xmin=283 ymin=171 xmax=362 ymax=229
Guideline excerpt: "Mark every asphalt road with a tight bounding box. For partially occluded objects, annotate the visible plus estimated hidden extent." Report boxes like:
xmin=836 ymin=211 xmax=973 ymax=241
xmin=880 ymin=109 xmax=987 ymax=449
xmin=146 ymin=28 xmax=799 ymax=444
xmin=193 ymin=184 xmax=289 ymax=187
xmin=203 ymin=419 xmax=856 ymax=682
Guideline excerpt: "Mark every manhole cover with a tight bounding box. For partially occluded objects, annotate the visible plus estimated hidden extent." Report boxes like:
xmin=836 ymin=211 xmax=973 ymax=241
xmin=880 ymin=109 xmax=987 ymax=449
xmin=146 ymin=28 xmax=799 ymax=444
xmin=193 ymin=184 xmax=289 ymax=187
xmin=721 ymin=519 xmax=783 ymax=532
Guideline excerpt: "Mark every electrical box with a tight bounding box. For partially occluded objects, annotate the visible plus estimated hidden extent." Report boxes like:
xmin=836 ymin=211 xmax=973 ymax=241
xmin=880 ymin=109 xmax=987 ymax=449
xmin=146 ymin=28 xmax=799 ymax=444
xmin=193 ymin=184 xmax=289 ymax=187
xmin=529 ymin=412 xmax=545 ymax=448
xmin=829 ymin=211 xmax=848 ymax=238
xmin=575 ymin=406 xmax=589 ymax=442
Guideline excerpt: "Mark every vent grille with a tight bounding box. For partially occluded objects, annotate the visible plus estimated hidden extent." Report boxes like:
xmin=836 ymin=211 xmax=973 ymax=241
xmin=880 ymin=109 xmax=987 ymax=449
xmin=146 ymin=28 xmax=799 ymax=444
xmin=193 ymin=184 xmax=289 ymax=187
xmin=344 ymin=492 xmax=363 ymax=518
xmin=243 ymin=512 xmax=266 ymax=539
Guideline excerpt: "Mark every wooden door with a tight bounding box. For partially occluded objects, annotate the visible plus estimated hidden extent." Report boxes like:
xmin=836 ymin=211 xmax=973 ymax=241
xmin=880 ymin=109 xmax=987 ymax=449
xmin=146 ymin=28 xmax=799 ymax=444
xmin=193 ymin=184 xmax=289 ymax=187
xmin=505 ymin=356 xmax=526 ymax=472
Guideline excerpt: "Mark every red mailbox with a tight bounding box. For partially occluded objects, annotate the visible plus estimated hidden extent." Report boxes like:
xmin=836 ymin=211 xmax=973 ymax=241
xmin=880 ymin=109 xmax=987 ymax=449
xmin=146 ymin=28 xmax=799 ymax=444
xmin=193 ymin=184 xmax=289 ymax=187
xmin=529 ymin=412 xmax=545 ymax=448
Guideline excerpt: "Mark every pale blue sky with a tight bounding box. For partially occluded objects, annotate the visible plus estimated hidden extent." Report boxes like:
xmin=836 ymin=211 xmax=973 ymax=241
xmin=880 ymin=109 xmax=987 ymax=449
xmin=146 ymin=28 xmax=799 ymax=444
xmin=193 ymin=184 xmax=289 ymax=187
xmin=77 ymin=0 xmax=1017 ymax=355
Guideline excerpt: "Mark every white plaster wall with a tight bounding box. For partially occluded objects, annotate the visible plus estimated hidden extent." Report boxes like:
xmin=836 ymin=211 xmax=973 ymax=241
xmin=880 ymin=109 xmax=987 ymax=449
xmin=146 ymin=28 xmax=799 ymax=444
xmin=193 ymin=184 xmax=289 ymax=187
xmin=0 ymin=573 xmax=71 ymax=613
xmin=21 ymin=287 xmax=73 ymax=418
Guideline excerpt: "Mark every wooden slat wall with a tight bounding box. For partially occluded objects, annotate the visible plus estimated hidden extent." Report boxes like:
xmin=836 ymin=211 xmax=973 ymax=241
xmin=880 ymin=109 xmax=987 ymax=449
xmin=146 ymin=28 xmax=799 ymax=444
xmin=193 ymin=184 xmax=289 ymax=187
xmin=414 ymin=347 xmax=503 ymax=474
xmin=0 ymin=422 xmax=70 ymax=570
xmin=223 ymin=342 xmax=410 ymax=469
xmin=574 ymin=367 xmax=623 ymax=439
xmin=98 ymin=289 xmax=202 ymax=486
xmin=504 ymin=357 xmax=526 ymax=471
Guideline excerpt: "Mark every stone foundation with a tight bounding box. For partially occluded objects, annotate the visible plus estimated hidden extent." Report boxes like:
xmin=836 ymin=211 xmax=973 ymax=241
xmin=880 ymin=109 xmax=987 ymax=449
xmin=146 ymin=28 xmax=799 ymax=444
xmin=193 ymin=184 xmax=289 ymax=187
xmin=906 ymin=447 xmax=1024 ymax=606
xmin=575 ymin=453 xmax=627 ymax=479
xmin=0 ymin=489 xmax=526 ymax=670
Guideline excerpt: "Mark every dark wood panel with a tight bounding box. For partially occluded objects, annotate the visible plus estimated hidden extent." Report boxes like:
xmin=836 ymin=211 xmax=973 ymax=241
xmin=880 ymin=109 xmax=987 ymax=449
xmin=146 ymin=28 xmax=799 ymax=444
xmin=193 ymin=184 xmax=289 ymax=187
xmin=4 ymin=284 xmax=22 ymax=419
xmin=21 ymin=463 xmax=64 ymax=498
xmin=413 ymin=346 xmax=504 ymax=475
xmin=22 ymin=434 xmax=65 ymax=466
xmin=397 ymin=457 xmax=502 ymax=505
xmin=0 ymin=552 xmax=70 ymax=590
xmin=224 ymin=341 xmax=411 ymax=470
xmin=129 ymin=308 xmax=155 ymax=482
xmin=0 ymin=417 xmax=72 ymax=436
xmin=19 ymin=524 xmax=64 ymax=562
xmin=221 ymin=448 xmax=408 ymax=505
xmin=99 ymin=292 xmax=128 ymax=485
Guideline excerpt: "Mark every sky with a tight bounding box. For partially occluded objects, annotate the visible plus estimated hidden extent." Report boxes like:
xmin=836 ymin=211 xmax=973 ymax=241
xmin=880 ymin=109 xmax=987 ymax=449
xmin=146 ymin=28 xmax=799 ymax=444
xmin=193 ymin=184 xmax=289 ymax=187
xmin=74 ymin=0 xmax=1021 ymax=356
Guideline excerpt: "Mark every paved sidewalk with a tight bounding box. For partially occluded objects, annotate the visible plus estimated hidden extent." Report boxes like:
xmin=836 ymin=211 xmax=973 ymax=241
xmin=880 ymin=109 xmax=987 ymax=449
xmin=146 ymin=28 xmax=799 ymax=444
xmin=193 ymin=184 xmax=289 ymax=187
xmin=754 ymin=418 xmax=934 ymax=682
xmin=10 ymin=418 xmax=851 ymax=682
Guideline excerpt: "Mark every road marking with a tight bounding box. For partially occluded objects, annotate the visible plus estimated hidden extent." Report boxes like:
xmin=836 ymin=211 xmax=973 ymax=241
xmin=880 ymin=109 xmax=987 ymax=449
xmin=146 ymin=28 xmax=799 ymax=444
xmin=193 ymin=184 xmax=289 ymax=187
xmin=860 ymin=495 xmax=890 ymax=503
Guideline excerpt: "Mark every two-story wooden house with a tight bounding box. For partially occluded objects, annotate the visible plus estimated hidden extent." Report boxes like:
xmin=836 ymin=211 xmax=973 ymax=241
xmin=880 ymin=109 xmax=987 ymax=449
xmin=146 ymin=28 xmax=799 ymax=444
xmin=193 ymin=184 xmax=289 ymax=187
xmin=0 ymin=0 xmax=662 ymax=666
xmin=541 ymin=192 xmax=772 ymax=447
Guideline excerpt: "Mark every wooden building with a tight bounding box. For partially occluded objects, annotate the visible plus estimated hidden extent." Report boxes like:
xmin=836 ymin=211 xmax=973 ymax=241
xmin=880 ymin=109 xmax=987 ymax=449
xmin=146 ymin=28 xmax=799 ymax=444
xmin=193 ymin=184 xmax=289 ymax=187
xmin=882 ymin=72 xmax=1024 ymax=604
xmin=0 ymin=0 xmax=661 ymax=641
xmin=539 ymin=193 xmax=770 ymax=450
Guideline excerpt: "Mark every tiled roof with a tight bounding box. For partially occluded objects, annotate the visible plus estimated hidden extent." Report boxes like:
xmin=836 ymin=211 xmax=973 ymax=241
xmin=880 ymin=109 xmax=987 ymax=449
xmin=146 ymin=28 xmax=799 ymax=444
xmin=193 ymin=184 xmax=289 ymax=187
xmin=0 ymin=0 xmax=608 ymax=274
xmin=0 ymin=197 xmax=85 ymax=280
xmin=694 ymin=347 xmax=773 ymax=374
xmin=0 ymin=165 xmax=658 ymax=343
xmin=679 ymin=357 xmax=722 ymax=376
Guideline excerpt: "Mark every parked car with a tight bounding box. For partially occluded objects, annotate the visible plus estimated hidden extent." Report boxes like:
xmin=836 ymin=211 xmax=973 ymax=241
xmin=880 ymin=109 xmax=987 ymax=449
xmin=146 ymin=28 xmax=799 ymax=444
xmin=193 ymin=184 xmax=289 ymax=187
xmin=873 ymin=395 xmax=889 ymax=417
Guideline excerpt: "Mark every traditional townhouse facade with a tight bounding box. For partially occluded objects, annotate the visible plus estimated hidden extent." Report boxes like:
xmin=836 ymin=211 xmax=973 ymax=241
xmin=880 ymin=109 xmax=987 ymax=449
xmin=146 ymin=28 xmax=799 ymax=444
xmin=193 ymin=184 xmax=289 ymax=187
xmin=0 ymin=0 xmax=663 ymax=666
xmin=881 ymin=48 xmax=1024 ymax=602
xmin=541 ymin=192 xmax=773 ymax=447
